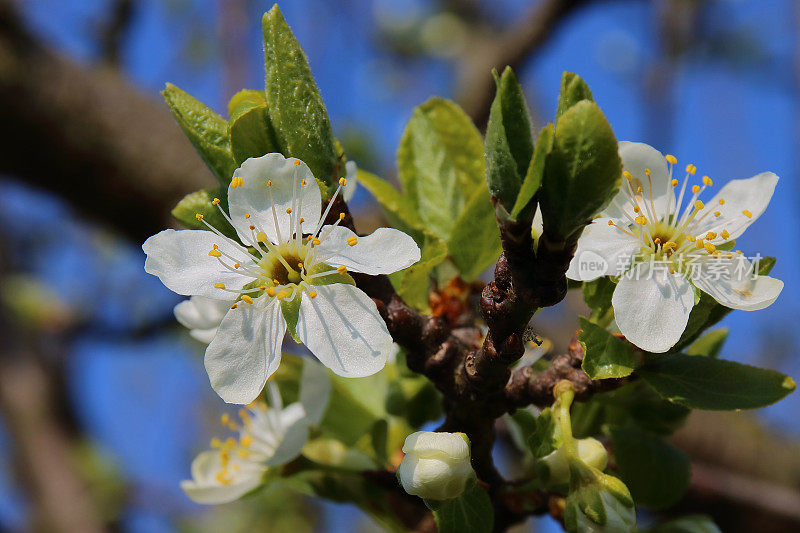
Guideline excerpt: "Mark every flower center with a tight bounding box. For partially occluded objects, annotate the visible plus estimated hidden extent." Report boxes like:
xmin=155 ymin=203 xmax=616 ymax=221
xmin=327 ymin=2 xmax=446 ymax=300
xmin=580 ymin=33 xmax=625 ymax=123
xmin=259 ymin=242 xmax=308 ymax=286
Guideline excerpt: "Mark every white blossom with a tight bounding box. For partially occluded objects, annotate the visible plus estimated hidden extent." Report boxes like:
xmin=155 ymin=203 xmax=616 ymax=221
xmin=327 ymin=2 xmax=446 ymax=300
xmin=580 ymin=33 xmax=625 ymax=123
xmin=174 ymin=296 xmax=233 ymax=344
xmin=181 ymin=359 xmax=331 ymax=504
xmin=397 ymin=431 xmax=474 ymax=501
xmin=567 ymin=142 xmax=783 ymax=352
xmin=144 ymin=153 xmax=419 ymax=403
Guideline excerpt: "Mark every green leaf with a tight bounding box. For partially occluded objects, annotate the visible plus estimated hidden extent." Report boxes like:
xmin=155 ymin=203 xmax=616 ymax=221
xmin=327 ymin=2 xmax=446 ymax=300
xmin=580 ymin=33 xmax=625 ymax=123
xmin=639 ymin=354 xmax=796 ymax=410
xmin=674 ymin=257 xmax=775 ymax=351
xmin=647 ymin=515 xmax=722 ymax=533
xmin=511 ymin=123 xmax=552 ymax=219
xmin=430 ymin=483 xmax=493 ymax=533
xmin=610 ymin=425 xmax=690 ymax=509
xmin=581 ymin=277 xmax=616 ymax=325
xmin=229 ymin=105 xmax=280 ymax=165
xmin=386 ymin=375 xmax=443 ymax=427
xmin=556 ymin=71 xmax=594 ymax=120
xmin=579 ymin=317 xmax=638 ymax=379
xmin=162 ymin=83 xmax=236 ymax=186
xmin=263 ymin=5 xmax=337 ymax=188
xmin=446 ymin=185 xmax=502 ymax=281
xmin=281 ymin=296 xmax=302 ymax=342
xmin=355 ymin=169 xmax=425 ymax=238
xmin=228 ymin=88 xmax=267 ymax=120
xmin=485 ymin=67 xmax=533 ymax=211
xmin=398 ymin=98 xmax=485 ymax=240
xmin=389 ymin=234 xmax=448 ymax=310
xmin=686 ymin=328 xmax=728 ymax=358
xmin=592 ymin=382 xmax=690 ymax=436
xmin=541 ymin=100 xmax=621 ymax=243
xmin=171 ymin=189 xmax=238 ymax=240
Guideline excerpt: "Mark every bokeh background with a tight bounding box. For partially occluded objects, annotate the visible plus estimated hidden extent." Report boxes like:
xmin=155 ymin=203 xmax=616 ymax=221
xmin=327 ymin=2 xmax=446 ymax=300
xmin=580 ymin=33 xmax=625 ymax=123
xmin=0 ymin=0 xmax=798 ymax=531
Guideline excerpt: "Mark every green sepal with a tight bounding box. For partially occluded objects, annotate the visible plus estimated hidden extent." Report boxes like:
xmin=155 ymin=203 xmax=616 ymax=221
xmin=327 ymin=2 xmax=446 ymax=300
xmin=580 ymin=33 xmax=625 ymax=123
xmin=511 ymin=123 xmax=552 ymax=220
xmin=541 ymin=100 xmax=621 ymax=244
xmin=685 ymin=328 xmax=728 ymax=358
xmin=262 ymin=5 xmax=337 ymax=189
xmin=229 ymin=105 xmax=280 ymax=165
xmin=281 ymin=295 xmax=302 ymax=342
xmin=162 ymin=83 xmax=237 ymax=186
xmin=427 ymin=481 xmax=493 ymax=533
xmin=171 ymin=188 xmax=238 ymax=240
xmin=228 ymin=88 xmax=267 ymax=120
xmin=485 ymin=66 xmax=533 ymax=211
xmin=556 ymin=71 xmax=594 ymax=120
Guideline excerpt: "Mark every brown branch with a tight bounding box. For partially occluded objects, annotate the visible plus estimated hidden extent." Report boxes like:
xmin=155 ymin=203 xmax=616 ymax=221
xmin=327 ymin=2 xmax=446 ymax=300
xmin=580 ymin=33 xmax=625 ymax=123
xmin=99 ymin=0 xmax=134 ymax=67
xmin=0 ymin=0 xmax=214 ymax=241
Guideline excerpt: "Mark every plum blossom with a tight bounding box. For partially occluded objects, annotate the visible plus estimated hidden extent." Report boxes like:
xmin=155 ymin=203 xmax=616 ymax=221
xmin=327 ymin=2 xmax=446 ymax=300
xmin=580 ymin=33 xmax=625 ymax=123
xmin=567 ymin=142 xmax=782 ymax=352
xmin=174 ymin=296 xmax=233 ymax=344
xmin=144 ymin=153 xmax=420 ymax=403
xmin=181 ymin=359 xmax=331 ymax=504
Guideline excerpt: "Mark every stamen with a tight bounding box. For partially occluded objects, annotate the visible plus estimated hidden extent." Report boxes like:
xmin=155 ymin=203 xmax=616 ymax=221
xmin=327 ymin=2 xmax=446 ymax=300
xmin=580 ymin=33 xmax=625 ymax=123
xmin=721 ymin=229 xmax=730 ymax=239
xmin=212 ymin=198 xmax=221 ymax=205
xmin=214 ymin=283 xmax=226 ymax=289
xmin=240 ymin=295 xmax=253 ymax=304
xmin=309 ymin=291 xmax=317 ymax=298
xmin=702 ymin=176 xmax=713 ymax=186
xmin=231 ymin=176 xmax=244 ymax=188
xmin=743 ymin=210 xmax=752 ymax=218
xmin=665 ymin=154 xmax=677 ymax=164
xmin=704 ymin=242 xmax=716 ymax=254
xmin=347 ymin=236 xmax=358 ymax=246
xmin=705 ymin=232 xmax=717 ymax=240
xmin=195 ymin=213 xmax=204 ymax=221
xmin=209 ymin=249 xmax=222 ymax=257
xmin=686 ymin=164 xmax=697 ymax=175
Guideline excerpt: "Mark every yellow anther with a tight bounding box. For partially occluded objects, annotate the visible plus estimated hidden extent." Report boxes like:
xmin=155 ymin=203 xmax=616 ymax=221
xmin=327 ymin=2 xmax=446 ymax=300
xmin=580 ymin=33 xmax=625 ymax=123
xmin=692 ymin=185 xmax=700 ymax=194
xmin=695 ymin=238 xmax=704 ymax=249
xmin=297 ymin=262 xmax=304 ymax=270
xmin=704 ymin=242 xmax=716 ymax=254
xmin=267 ymin=180 xmax=273 ymax=187
xmin=273 ymin=279 xmax=280 ymax=285
xmin=665 ymin=154 xmax=677 ymax=164
xmin=718 ymin=198 xmax=725 ymax=205
xmin=215 ymin=470 xmax=232 ymax=485
xmin=240 ymin=435 xmax=253 ymax=447
xmin=645 ymin=168 xmax=651 ymax=176
xmin=210 ymin=437 xmax=222 ymax=448
xmin=236 ymin=449 xmax=250 ymax=459
xmin=231 ymin=176 xmax=244 ymax=188
xmin=277 ymin=291 xmax=288 ymax=300
xmin=339 ymin=177 xmax=347 ymax=186
xmin=240 ymin=295 xmax=253 ymax=304
xmin=266 ymin=287 xmax=276 ymax=297
xmin=607 ymin=220 xmax=614 ymax=226
xmin=339 ymin=212 xmax=346 ymax=220
xmin=230 ymin=304 xmax=238 ymax=309
xmin=195 ymin=213 xmax=204 ymax=221
xmin=694 ymin=200 xmax=705 ymax=210
xmin=686 ymin=164 xmax=697 ymax=175
xmin=213 ymin=244 xmax=219 ymax=250
xmin=706 ymin=232 xmax=717 ymax=240
xmin=293 ymin=160 xmax=301 ymax=166
xmin=742 ymin=209 xmax=752 ymax=218
xmin=634 ymin=215 xmax=647 ymax=225
xmin=312 ymin=238 xmax=320 ymax=245
xmin=214 ymin=282 xmax=226 ymax=289
xmin=633 ymin=205 xmax=640 ymax=213
xmin=245 ymin=213 xmax=251 ymax=219
xmin=309 ymin=291 xmax=317 ymax=298
xmin=208 ymin=250 xmax=222 ymax=257
xmin=347 ymin=236 xmax=358 ymax=246
xmin=671 ymin=178 xmax=678 ymax=187
xmin=727 ymin=253 xmax=734 ymax=259
xmin=301 ymin=179 xmax=307 ymax=186
xmin=286 ymin=207 xmax=292 ymax=214
xmin=664 ymin=241 xmax=678 ymax=251
xmin=220 ymin=413 xmax=230 ymax=426
xmin=249 ymin=224 xmax=255 ymax=230
xmin=623 ymin=170 xmax=632 ymax=180
xmin=212 ymin=197 xmax=221 ymax=205
xmin=702 ymin=176 xmax=713 ymax=186
xmin=721 ymin=229 xmax=730 ymax=239
xmin=714 ymin=211 xmax=721 ymax=217
xmin=234 ymin=263 xmax=240 ymax=269
xmin=256 ymin=232 xmax=268 ymax=242
xmin=686 ymin=235 xmax=695 ymax=242
xmin=637 ymin=186 xmax=643 ymax=193
xmin=299 ymin=217 xmax=305 ymax=224
xmin=258 ymin=285 xmax=266 ymax=290
xmin=238 ymin=409 xmax=250 ymax=421
xmin=337 ymin=265 xmax=347 ymax=274
xmin=653 ymin=237 xmax=661 ymax=245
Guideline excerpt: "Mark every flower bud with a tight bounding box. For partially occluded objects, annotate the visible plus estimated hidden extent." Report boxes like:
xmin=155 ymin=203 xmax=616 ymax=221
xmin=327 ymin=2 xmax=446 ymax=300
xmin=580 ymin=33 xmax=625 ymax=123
xmin=538 ymin=437 xmax=608 ymax=486
xmin=564 ymin=461 xmax=636 ymax=533
xmin=397 ymin=431 xmax=474 ymax=501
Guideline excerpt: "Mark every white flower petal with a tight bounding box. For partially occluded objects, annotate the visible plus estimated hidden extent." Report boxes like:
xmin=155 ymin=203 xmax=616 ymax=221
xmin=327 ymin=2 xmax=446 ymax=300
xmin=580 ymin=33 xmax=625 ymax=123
xmin=205 ymin=301 xmax=286 ymax=404
xmin=314 ymin=226 xmax=420 ymax=275
xmin=566 ymin=218 xmax=641 ymax=281
xmin=612 ymin=261 xmax=695 ymax=353
xmin=690 ymin=255 xmax=783 ymax=311
xmin=189 ymin=328 xmax=219 ymax=344
xmin=174 ymin=296 xmax=232 ymax=330
xmin=297 ymin=284 xmax=392 ymax=377
xmin=228 ymin=153 xmax=322 ymax=244
xmin=299 ymin=359 xmax=332 ymax=425
xmin=689 ymin=172 xmax=778 ymax=241
xmin=265 ymin=416 xmax=309 ymax=466
xmin=343 ymin=160 xmax=358 ymax=202
xmin=402 ymin=431 xmax=470 ymax=460
xmin=603 ymin=142 xmax=673 ymax=220
xmin=181 ymin=451 xmax=265 ymax=504
xmin=143 ymin=229 xmax=255 ymax=298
